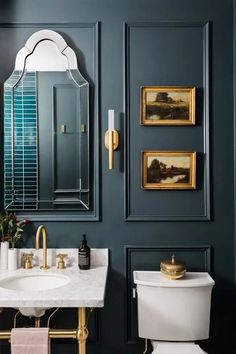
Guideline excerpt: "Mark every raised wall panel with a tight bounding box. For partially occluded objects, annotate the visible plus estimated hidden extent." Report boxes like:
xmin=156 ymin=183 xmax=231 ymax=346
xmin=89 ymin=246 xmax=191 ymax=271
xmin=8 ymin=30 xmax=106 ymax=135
xmin=124 ymin=245 xmax=212 ymax=344
xmin=124 ymin=22 xmax=210 ymax=221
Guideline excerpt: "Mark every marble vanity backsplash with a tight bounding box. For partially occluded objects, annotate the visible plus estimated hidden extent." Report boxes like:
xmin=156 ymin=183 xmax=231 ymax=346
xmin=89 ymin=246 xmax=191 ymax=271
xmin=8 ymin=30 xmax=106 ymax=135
xmin=18 ymin=248 xmax=108 ymax=268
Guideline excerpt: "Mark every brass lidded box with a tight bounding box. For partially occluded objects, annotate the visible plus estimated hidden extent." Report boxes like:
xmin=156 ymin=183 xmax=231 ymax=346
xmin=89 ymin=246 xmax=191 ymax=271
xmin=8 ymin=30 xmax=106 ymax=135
xmin=160 ymin=255 xmax=186 ymax=280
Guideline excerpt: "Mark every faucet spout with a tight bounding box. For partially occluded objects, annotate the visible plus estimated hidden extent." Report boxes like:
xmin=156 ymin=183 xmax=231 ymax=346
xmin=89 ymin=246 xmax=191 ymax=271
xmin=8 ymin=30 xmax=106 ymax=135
xmin=35 ymin=225 xmax=49 ymax=270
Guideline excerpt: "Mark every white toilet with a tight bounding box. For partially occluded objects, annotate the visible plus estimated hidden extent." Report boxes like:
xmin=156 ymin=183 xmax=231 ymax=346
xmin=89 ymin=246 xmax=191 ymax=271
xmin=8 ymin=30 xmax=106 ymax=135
xmin=133 ymin=271 xmax=215 ymax=354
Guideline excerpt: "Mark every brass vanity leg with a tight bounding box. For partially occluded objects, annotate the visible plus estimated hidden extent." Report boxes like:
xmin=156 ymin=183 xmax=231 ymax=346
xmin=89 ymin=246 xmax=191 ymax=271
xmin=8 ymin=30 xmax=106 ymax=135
xmin=77 ymin=308 xmax=88 ymax=354
xmin=35 ymin=317 xmax=41 ymax=328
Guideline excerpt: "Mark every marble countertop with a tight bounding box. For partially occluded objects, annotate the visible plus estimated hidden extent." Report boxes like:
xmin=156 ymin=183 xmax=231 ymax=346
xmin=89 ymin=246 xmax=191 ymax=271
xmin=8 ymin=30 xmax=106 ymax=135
xmin=0 ymin=248 xmax=108 ymax=309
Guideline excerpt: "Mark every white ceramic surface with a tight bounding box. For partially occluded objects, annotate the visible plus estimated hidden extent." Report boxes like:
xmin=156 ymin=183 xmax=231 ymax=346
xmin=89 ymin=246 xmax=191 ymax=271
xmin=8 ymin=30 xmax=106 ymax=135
xmin=134 ymin=271 xmax=214 ymax=287
xmin=134 ymin=271 xmax=214 ymax=341
xmin=17 ymin=307 xmax=50 ymax=317
xmin=151 ymin=342 xmax=206 ymax=354
xmin=0 ymin=273 xmax=70 ymax=291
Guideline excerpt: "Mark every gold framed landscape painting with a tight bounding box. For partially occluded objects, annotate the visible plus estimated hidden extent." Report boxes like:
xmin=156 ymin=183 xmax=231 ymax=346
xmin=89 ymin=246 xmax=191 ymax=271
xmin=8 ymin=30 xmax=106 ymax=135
xmin=142 ymin=151 xmax=196 ymax=190
xmin=140 ymin=86 xmax=196 ymax=125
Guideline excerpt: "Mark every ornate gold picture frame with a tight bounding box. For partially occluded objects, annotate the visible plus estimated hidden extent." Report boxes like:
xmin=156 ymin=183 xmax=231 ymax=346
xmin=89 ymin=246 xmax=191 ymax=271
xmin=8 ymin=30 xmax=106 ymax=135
xmin=140 ymin=86 xmax=196 ymax=125
xmin=142 ymin=151 xmax=196 ymax=190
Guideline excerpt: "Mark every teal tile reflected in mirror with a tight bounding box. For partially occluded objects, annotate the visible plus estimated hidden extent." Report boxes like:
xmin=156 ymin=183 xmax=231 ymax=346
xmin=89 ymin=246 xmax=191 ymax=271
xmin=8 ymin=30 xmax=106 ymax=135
xmin=4 ymin=70 xmax=37 ymax=210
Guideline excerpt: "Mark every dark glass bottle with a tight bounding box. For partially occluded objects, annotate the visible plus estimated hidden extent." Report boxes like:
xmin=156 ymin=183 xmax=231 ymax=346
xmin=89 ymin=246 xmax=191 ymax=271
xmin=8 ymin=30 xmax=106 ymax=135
xmin=78 ymin=234 xmax=90 ymax=270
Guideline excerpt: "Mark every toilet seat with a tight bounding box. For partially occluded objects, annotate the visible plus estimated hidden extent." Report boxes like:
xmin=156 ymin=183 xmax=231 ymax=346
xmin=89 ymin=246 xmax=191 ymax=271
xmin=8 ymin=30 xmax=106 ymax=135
xmin=152 ymin=342 xmax=207 ymax=354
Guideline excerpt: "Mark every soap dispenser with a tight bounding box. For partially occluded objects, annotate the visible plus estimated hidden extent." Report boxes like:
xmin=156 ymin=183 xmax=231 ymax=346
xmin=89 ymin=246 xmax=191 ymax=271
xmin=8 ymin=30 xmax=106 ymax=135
xmin=78 ymin=234 xmax=90 ymax=270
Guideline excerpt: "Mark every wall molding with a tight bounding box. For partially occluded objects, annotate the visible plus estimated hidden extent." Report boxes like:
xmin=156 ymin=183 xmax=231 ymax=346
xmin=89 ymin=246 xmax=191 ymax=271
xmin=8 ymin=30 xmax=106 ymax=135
xmin=124 ymin=21 xmax=211 ymax=221
xmin=0 ymin=22 xmax=100 ymax=221
xmin=124 ymin=244 xmax=212 ymax=344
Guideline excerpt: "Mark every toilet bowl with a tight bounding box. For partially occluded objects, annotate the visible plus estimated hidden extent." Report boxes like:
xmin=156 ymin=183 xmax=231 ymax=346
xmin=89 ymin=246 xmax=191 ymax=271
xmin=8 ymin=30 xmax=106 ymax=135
xmin=151 ymin=341 xmax=207 ymax=354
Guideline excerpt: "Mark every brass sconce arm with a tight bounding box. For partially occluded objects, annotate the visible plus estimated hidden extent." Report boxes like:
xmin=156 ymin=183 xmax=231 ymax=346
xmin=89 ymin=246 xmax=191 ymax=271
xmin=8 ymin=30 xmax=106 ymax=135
xmin=105 ymin=129 xmax=119 ymax=169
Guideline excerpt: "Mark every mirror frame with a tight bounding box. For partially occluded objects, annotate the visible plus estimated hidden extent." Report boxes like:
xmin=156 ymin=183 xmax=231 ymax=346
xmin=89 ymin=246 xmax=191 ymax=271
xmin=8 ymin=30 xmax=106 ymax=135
xmin=3 ymin=27 xmax=99 ymax=221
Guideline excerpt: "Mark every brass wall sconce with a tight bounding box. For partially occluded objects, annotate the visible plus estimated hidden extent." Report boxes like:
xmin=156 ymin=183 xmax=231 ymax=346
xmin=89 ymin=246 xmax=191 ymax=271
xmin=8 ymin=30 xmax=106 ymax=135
xmin=105 ymin=110 xmax=119 ymax=169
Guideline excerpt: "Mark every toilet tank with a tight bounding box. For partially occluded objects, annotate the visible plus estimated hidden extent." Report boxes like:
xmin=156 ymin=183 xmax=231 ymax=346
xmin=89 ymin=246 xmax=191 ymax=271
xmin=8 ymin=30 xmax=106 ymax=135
xmin=134 ymin=271 xmax=215 ymax=341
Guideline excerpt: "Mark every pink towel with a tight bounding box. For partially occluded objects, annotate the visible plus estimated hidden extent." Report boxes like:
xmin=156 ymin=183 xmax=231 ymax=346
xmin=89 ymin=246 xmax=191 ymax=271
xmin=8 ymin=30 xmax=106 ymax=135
xmin=11 ymin=328 xmax=49 ymax=354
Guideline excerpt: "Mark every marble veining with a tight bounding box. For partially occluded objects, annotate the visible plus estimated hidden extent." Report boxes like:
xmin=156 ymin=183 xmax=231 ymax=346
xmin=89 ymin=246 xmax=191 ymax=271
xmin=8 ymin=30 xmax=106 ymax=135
xmin=0 ymin=248 xmax=108 ymax=309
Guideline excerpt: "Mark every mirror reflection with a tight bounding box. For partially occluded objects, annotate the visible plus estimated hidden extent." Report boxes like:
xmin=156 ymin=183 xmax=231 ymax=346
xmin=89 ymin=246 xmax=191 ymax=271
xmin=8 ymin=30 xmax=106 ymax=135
xmin=4 ymin=30 xmax=90 ymax=211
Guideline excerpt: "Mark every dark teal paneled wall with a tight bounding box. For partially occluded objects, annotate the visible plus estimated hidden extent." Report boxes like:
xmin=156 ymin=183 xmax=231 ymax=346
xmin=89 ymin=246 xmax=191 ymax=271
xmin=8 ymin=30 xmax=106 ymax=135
xmin=0 ymin=1 xmax=235 ymax=354
xmin=234 ymin=0 xmax=236 ymax=285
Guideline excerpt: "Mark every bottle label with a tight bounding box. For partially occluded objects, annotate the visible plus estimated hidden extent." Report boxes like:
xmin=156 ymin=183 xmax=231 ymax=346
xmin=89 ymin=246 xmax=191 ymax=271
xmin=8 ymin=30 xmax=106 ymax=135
xmin=79 ymin=252 xmax=89 ymax=266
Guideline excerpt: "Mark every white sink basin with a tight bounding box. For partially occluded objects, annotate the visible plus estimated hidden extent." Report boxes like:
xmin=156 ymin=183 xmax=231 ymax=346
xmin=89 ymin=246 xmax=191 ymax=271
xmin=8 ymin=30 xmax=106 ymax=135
xmin=0 ymin=273 xmax=70 ymax=317
xmin=0 ymin=273 xmax=70 ymax=291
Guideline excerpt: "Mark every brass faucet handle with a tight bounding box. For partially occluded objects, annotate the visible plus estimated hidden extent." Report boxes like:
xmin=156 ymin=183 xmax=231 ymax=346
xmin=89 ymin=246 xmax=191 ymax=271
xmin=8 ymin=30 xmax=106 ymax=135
xmin=56 ymin=253 xmax=68 ymax=269
xmin=23 ymin=253 xmax=34 ymax=270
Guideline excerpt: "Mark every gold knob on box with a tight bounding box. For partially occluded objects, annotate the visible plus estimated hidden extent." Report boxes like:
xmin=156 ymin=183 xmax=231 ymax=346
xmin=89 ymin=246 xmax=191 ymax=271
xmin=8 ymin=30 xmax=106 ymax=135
xmin=56 ymin=253 xmax=68 ymax=269
xmin=160 ymin=255 xmax=186 ymax=280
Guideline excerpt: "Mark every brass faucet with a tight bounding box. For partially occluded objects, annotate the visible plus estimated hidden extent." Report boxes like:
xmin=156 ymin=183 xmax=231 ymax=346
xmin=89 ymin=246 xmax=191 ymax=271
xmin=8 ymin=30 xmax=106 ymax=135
xmin=35 ymin=225 xmax=49 ymax=270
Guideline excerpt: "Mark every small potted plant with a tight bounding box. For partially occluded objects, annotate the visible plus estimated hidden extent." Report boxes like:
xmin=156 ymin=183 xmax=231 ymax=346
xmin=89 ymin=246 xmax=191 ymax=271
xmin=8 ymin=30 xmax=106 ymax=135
xmin=0 ymin=213 xmax=28 ymax=270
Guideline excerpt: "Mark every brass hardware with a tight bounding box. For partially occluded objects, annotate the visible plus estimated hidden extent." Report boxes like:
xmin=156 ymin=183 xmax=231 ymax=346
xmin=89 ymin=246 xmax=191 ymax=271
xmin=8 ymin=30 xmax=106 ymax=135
xmin=35 ymin=225 xmax=49 ymax=270
xmin=105 ymin=130 xmax=119 ymax=170
xmin=60 ymin=124 xmax=66 ymax=133
xmin=0 ymin=307 xmax=90 ymax=354
xmin=81 ymin=124 xmax=86 ymax=133
xmin=160 ymin=255 xmax=186 ymax=280
xmin=35 ymin=317 xmax=41 ymax=328
xmin=23 ymin=253 xmax=34 ymax=269
xmin=77 ymin=308 xmax=88 ymax=354
xmin=56 ymin=253 xmax=68 ymax=269
xmin=0 ymin=329 xmax=78 ymax=340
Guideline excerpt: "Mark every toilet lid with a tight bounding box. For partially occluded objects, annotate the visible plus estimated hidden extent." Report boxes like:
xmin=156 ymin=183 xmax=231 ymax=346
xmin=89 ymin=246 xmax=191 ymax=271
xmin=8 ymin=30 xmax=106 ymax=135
xmin=153 ymin=343 xmax=206 ymax=354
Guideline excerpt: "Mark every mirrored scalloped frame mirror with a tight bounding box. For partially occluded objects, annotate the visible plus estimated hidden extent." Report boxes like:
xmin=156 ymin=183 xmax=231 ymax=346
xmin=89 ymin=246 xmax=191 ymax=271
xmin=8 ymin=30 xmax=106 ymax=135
xmin=4 ymin=29 xmax=98 ymax=221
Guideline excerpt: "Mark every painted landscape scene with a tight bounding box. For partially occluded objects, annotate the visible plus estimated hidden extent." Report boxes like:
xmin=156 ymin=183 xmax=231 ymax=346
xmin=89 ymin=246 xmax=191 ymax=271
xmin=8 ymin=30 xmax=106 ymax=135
xmin=145 ymin=90 xmax=190 ymax=121
xmin=147 ymin=155 xmax=191 ymax=184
